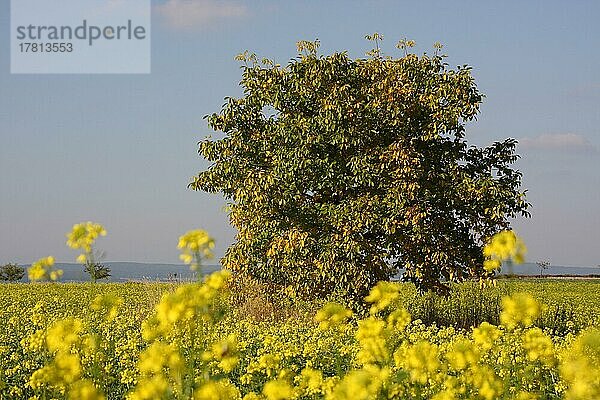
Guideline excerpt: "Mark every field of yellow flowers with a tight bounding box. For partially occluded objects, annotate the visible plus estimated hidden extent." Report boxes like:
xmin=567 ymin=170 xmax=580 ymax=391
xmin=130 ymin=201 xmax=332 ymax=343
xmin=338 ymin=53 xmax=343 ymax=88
xmin=1 ymin=225 xmax=599 ymax=399
xmin=1 ymin=276 xmax=599 ymax=400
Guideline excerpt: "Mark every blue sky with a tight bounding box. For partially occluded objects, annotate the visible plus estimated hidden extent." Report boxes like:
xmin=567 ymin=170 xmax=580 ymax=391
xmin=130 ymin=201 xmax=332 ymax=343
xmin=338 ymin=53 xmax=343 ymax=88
xmin=1 ymin=0 xmax=599 ymax=267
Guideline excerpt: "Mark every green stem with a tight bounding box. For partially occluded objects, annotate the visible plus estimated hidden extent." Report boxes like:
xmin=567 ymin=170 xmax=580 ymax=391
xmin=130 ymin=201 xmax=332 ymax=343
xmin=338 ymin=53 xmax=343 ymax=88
xmin=195 ymin=251 xmax=203 ymax=282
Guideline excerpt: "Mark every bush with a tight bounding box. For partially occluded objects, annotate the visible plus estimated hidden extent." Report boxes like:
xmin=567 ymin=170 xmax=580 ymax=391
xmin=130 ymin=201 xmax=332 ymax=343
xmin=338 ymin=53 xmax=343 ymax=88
xmin=0 ymin=263 xmax=25 ymax=282
xmin=84 ymin=263 xmax=111 ymax=282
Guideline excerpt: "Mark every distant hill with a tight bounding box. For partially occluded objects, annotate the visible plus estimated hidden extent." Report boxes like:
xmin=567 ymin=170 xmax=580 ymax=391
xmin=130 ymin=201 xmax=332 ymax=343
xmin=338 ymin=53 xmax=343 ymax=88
xmin=388 ymin=262 xmax=600 ymax=281
xmin=497 ymin=262 xmax=600 ymax=277
xmin=6 ymin=262 xmax=599 ymax=283
xmin=10 ymin=262 xmax=221 ymax=283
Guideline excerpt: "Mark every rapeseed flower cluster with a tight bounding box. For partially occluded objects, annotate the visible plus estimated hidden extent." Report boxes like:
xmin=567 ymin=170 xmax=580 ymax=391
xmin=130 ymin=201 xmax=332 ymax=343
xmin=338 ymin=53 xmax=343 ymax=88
xmin=314 ymin=302 xmax=352 ymax=330
xmin=521 ymin=328 xmax=555 ymax=366
xmin=27 ymin=317 xmax=97 ymax=398
xmin=178 ymin=229 xmax=215 ymax=273
xmin=29 ymin=352 xmax=82 ymax=390
xmin=395 ymin=341 xmax=441 ymax=384
xmin=483 ymin=230 xmax=527 ymax=271
xmin=328 ymin=368 xmax=383 ymax=400
xmin=66 ymin=222 xmax=107 ymax=264
xmin=129 ymin=342 xmax=184 ymax=399
xmin=445 ymin=339 xmax=480 ymax=370
xmin=194 ymin=380 xmax=240 ymax=400
xmin=68 ymin=380 xmax=105 ymax=400
xmin=386 ymin=307 xmax=411 ymax=331
xmin=141 ymin=270 xmax=231 ymax=342
xmin=364 ymin=281 xmax=400 ymax=314
xmin=356 ymin=318 xmax=388 ymax=365
xmin=204 ymin=334 xmax=239 ymax=373
xmin=559 ymin=328 xmax=600 ymax=400
xmin=46 ymin=317 xmax=83 ymax=353
xmin=472 ymin=322 xmax=502 ymax=350
xmin=90 ymin=294 xmax=123 ymax=322
xmin=500 ymin=292 xmax=542 ymax=329
xmin=295 ymin=368 xmax=324 ymax=396
xmin=262 ymin=379 xmax=294 ymax=400
xmin=28 ymin=256 xmax=63 ymax=282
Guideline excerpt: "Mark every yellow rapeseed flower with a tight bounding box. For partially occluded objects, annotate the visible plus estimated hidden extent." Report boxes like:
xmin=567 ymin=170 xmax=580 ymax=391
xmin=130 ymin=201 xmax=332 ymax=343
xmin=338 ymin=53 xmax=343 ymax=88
xmin=254 ymin=354 xmax=281 ymax=377
xmin=356 ymin=318 xmax=388 ymax=365
xmin=138 ymin=342 xmax=183 ymax=378
xmin=263 ymin=379 xmax=294 ymax=400
xmin=208 ymin=334 xmax=239 ymax=373
xmin=29 ymin=352 xmax=82 ymax=389
xmin=472 ymin=366 xmax=503 ymax=400
xmin=296 ymin=368 xmax=323 ymax=395
xmin=483 ymin=230 xmax=527 ymax=272
xmin=128 ymin=376 xmax=169 ymax=400
xmin=204 ymin=269 xmax=232 ymax=290
xmin=365 ymin=281 xmax=400 ymax=314
xmin=315 ymin=302 xmax=352 ymax=330
xmin=560 ymin=328 xmax=600 ymax=400
xmin=66 ymin=222 xmax=107 ymax=261
xmin=386 ymin=308 xmax=411 ymax=331
xmin=46 ymin=318 xmax=83 ymax=353
xmin=142 ymin=270 xmax=231 ymax=341
xmin=194 ymin=380 xmax=240 ymax=400
xmin=28 ymin=256 xmax=62 ymax=282
xmin=90 ymin=294 xmax=124 ymax=322
xmin=500 ymin=293 xmax=542 ymax=329
xmin=472 ymin=322 xmax=502 ymax=350
xmin=395 ymin=341 xmax=440 ymax=384
xmin=326 ymin=368 xmax=382 ymax=400
xmin=177 ymin=229 xmax=215 ymax=272
xmin=522 ymin=328 xmax=555 ymax=366
xmin=68 ymin=379 xmax=106 ymax=400
xmin=242 ymin=394 xmax=262 ymax=400
xmin=446 ymin=339 xmax=480 ymax=370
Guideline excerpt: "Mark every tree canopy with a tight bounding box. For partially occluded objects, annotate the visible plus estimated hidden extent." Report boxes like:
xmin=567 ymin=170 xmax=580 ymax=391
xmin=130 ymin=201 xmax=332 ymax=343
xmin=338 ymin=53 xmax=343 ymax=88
xmin=191 ymin=38 xmax=530 ymax=302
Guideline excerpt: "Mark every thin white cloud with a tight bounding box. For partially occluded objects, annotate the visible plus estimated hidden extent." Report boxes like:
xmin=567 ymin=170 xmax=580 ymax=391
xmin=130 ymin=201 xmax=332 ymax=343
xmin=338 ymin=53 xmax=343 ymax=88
xmin=154 ymin=0 xmax=248 ymax=30
xmin=519 ymin=133 xmax=597 ymax=153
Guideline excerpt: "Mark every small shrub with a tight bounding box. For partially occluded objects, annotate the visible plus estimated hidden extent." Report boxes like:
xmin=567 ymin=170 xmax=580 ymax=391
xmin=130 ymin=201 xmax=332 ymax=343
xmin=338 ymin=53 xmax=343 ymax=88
xmin=0 ymin=263 xmax=25 ymax=282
